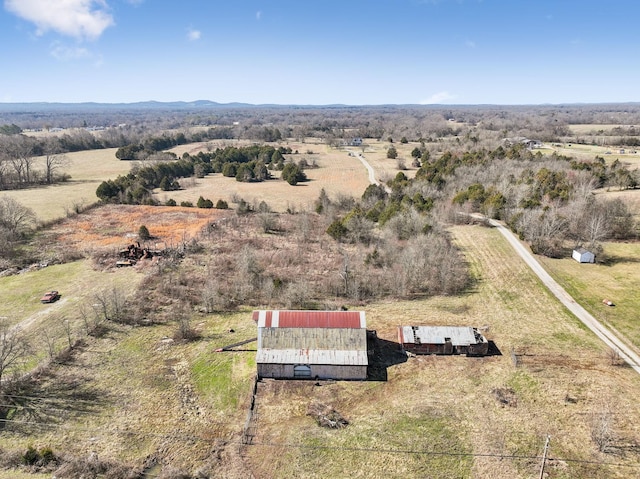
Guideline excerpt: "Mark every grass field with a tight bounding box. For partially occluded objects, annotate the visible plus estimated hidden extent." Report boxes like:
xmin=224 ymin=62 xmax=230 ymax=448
xmin=537 ymin=241 xmax=640 ymax=352
xmin=244 ymin=224 xmax=640 ymax=478
xmin=161 ymin=139 xmax=374 ymax=213
xmin=0 ymin=148 xmax=131 ymax=222
xmin=547 ymin=142 xmax=640 ymax=168
xmin=568 ymin=124 xmax=637 ymax=135
xmin=2 ymin=219 xmax=640 ymax=477
xmin=160 ymin=138 xmax=419 ymax=213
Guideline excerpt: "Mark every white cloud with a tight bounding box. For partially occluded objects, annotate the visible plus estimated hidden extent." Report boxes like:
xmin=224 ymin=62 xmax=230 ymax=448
xmin=4 ymin=0 xmax=114 ymax=41
xmin=256 ymin=11 xmax=262 ymax=20
xmin=420 ymin=91 xmax=457 ymax=104
xmin=465 ymin=40 xmax=476 ymax=48
xmin=187 ymin=28 xmax=201 ymax=41
xmin=50 ymin=42 xmax=91 ymax=60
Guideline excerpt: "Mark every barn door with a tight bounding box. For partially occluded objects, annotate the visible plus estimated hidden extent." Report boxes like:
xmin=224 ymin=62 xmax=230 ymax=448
xmin=293 ymin=364 xmax=312 ymax=378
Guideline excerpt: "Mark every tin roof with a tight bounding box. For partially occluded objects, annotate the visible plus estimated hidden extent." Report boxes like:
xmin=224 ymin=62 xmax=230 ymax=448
xmin=253 ymin=310 xmax=366 ymax=329
xmin=259 ymin=327 xmax=367 ymax=351
xmin=256 ymin=327 xmax=368 ymax=366
xmin=398 ymin=326 xmax=483 ymax=346
xmin=256 ymin=349 xmax=368 ymax=366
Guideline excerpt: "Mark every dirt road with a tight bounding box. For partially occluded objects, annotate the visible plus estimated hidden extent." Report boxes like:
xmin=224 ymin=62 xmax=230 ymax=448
xmin=488 ymin=218 xmax=640 ymax=375
xmin=350 ymin=150 xmax=392 ymax=193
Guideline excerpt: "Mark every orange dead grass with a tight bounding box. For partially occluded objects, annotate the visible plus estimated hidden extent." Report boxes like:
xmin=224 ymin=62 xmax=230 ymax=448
xmin=46 ymin=204 xmax=229 ymax=250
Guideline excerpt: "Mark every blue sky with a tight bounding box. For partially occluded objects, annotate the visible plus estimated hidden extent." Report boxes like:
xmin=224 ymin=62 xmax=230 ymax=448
xmin=1 ymin=0 xmax=638 ymax=105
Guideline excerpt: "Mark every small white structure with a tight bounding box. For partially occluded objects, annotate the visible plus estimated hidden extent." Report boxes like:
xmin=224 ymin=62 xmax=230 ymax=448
xmin=572 ymin=248 xmax=595 ymax=264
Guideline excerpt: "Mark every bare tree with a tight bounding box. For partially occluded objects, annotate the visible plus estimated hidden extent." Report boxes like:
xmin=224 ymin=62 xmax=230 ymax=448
xmin=93 ymin=286 xmax=127 ymax=323
xmin=43 ymin=151 xmax=69 ymax=184
xmin=4 ymin=135 xmax=37 ymax=186
xmin=0 ymin=321 xmax=30 ymax=387
xmin=591 ymin=401 xmax=614 ymax=453
xmin=0 ymin=197 xmax=36 ymax=236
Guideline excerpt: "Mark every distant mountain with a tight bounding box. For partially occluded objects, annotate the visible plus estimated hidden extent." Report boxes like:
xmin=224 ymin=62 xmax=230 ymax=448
xmin=0 ymin=100 xmax=257 ymax=111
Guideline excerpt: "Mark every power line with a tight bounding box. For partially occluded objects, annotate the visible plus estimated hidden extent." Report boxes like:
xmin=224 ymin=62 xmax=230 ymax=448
xmin=0 ymin=418 xmax=638 ymax=469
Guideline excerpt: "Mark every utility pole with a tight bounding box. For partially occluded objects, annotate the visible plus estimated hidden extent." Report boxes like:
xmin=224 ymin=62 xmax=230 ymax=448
xmin=539 ymin=435 xmax=551 ymax=479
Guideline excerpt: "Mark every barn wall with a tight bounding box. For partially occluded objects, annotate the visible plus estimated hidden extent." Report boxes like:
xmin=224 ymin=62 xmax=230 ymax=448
xmin=257 ymin=363 xmax=367 ymax=380
xmin=402 ymin=342 xmax=489 ymax=356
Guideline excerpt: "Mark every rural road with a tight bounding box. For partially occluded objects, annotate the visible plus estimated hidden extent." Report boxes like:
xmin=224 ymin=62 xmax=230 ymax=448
xmin=487 ymin=218 xmax=640 ymax=375
xmin=351 ymin=151 xmax=392 ymax=193
xmin=352 ymin=152 xmax=640 ymax=375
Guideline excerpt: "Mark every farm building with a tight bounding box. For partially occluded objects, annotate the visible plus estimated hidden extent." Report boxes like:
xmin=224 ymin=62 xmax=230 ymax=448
xmin=254 ymin=310 xmax=368 ymax=380
xmin=572 ymin=248 xmax=595 ymax=263
xmin=397 ymin=326 xmax=489 ymax=356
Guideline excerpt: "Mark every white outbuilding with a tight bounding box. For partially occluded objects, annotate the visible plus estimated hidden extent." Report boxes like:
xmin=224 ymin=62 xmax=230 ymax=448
xmin=572 ymin=248 xmax=595 ymax=264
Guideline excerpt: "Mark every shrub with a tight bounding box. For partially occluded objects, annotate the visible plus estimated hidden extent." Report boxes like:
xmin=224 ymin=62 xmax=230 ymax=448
xmin=138 ymin=225 xmax=151 ymax=240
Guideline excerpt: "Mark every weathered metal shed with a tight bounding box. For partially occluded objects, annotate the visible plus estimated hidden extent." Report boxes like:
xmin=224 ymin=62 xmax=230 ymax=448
xmin=398 ymin=326 xmax=489 ymax=356
xmin=254 ymin=310 xmax=368 ymax=380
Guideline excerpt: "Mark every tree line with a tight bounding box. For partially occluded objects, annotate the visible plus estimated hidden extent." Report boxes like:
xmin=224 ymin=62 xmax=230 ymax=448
xmin=96 ymin=144 xmax=308 ymax=205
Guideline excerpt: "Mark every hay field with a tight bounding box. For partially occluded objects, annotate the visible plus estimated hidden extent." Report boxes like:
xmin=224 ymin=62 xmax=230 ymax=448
xmin=0 ymin=137 xmax=425 ymax=223
xmin=568 ymin=124 xmax=637 ymax=135
xmin=549 ymin=142 xmax=640 ymax=167
xmin=0 ymin=148 xmax=131 ymax=222
xmin=158 ymin=139 xmax=373 ymax=213
xmin=160 ymin=138 xmax=420 ymax=213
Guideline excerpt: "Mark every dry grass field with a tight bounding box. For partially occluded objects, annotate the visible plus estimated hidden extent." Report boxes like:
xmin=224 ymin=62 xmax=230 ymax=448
xmin=160 ymin=138 xmax=419 ymax=213
xmin=161 ymin=139 xmax=373 ymax=213
xmin=537 ymin=241 xmax=640 ymax=351
xmin=244 ymin=224 xmax=640 ymax=478
xmin=0 ymin=147 xmax=131 ymax=222
xmin=547 ymin=143 xmax=640 ymax=167
xmin=567 ymin=124 xmax=637 ymax=135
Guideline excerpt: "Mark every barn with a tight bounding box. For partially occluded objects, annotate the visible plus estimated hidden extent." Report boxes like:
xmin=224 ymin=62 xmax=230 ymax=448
xmin=398 ymin=326 xmax=489 ymax=356
xmin=572 ymin=248 xmax=595 ymax=263
xmin=254 ymin=310 xmax=368 ymax=380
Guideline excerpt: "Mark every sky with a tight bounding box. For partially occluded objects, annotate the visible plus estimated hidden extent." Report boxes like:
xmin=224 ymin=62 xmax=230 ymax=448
xmin=1 ymin=0 xmax=639 ymax=105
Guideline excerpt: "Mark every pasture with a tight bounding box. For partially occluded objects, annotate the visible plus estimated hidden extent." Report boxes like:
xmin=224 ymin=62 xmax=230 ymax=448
xmin=537 ymin=241 xmax=640 ymax=351
xmin=160 ymin=138 xmax=418 ymax=213
xmin=2 ymin=218 xmax=640 ymax=478
xmin=0 ymin=148 xmax=131 ymax=222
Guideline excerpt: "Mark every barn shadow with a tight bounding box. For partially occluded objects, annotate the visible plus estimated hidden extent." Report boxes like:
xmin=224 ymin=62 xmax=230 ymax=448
xmin=486 ymin=340 xmax=502 ymax=356
xmin=367 ymin=333 xmax=407 ymax=381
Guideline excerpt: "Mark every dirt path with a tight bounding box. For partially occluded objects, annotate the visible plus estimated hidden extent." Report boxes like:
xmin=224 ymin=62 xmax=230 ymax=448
xmin=9 ymin=297 xmax=69 ymax=334
xmin=348 ymin=149 xmax=392 ymax=193
xmin=487 ymin=218 xmax=640 ymax=375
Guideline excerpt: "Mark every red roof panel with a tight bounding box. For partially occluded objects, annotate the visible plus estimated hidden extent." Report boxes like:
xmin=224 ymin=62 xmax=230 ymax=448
xmin=254 ymin=310 xmax=365 ymax=329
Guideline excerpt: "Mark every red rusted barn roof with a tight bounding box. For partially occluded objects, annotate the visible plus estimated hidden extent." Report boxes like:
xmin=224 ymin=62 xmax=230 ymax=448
xmin=253 ymin=310 xmax=366 ymax=329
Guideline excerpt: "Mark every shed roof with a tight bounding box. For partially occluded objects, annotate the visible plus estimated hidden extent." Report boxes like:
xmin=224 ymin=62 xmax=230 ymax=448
xmin=259 ymin=327 xmax=366 ymax=351
xmin=256 ymin=349 xmax=368 ymax=366
xmin=253 ymin=310 xmax=366 ymax=329
xmin=398 ymin=326 xmax=481 ymax=346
